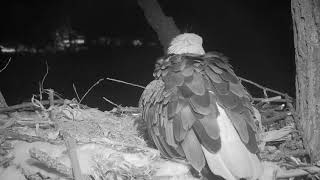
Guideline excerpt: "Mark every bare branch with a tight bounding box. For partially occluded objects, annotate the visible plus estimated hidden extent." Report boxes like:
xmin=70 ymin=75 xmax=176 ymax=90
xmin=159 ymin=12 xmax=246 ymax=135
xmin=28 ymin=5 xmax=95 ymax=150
xmin=102 ymin=97 xmax=121 ymax=108
xmin=62 ymin=131 xmax=84 ymax=180
xmin=252 ymin=96 xmax=288 ymax=103
xmin=105 ymin=77 xmax=145 ymax=89
xmin=0 ymin=57 xmax=11 ymax=73
xmin=73 ymin=83 xmax=81 ymax=102
xmin=239 ymin=77 xmax=292 ymax=100
xmin=79 ymin=78 xmax=104 ymax=103
xmin=0 ymin=99 xmax=87 ymax=113
xmin=39 ymin=61 xmax=49 ymax=101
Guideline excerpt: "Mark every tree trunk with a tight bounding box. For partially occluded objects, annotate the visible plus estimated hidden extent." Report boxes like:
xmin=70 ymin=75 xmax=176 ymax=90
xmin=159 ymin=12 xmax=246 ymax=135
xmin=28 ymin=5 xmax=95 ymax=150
xmin=291 ymin=0 xmax=320 ymax=162
xmin=137 ymin=0 xmax=180 ymax=52
xmin=0 ymin=91 xmax=8 ymax=108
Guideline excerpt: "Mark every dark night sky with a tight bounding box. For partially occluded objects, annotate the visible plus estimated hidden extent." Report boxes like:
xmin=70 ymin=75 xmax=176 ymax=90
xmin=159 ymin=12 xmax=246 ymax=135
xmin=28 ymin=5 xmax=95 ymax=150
xmin=0 ymin=0 xmax=295 ymax=110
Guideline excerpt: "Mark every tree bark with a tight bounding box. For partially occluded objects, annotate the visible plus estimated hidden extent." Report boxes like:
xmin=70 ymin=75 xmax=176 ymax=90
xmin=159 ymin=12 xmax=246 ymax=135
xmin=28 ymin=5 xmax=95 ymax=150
xmin=0 ymin=91 xmax=8 ymax=108
xmin=137 ymin=0 xmax=180 ymax=52
xmin=291 ymin=0 xmax=320 ymax=162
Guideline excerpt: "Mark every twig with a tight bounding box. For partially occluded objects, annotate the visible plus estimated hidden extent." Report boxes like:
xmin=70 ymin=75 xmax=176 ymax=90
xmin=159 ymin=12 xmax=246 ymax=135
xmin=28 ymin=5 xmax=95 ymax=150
xmin=277 ymin=165 xmax=320 ymax=179
xmin=116 ymin=106 xmax=142 ymax=114
xmin=105 ymin=77 xmax=145 ymax=89
xmin=0 ymin=118 xmax=15 ymax=129
xmin=262 ymin=112 xmax=290 ymax=125
xmin=239 ymin=77 xmax=292 ymax=99
xmin=0 ymin=156 xmax=14 ymax=166
xmin=48 ymin=89 xmax=54 ymax=106
xmin=41 ymin=61 xmax=49 ymax=90
xmin=0 ymin=99 xmax=87 ymax=113
xmin=0 ymin=129 xmax=53 ymax=143
xmin=42 ymin=89 xmax=64 ymax=100
xmin=47 ymin=89 xmax=55 ymax=121
xmin=102 ymin=97 xmax=121 ymax=108
xmin=39 ymin=61 xmax=49 ymax=101
xmin=62 ymin=131 xmax=84 ymax=180
xmin=73 ymin=83 xmax=81 ymax=102
xmin=29 ymin=147 xmax=73 ymax=178
xmin=87 ymin=137 xmax=160 ymax=157
xmin=252 ymin=96 xmax=287 ymax=103
xmin=2 ymin=119 xmax=53 ymax=129
xmin=79 ymin=78 xmax=104 ymax=103
xmin=0 ymin=57 xmax=11 ymax=73
xmin=284 ymin=149 xmax=309 ymax=157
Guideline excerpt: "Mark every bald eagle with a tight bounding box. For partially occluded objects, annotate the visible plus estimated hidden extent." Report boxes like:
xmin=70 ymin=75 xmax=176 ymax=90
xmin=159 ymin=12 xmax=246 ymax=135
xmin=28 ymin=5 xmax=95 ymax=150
xmin=139 ymin=33 xmax=265 ymax=180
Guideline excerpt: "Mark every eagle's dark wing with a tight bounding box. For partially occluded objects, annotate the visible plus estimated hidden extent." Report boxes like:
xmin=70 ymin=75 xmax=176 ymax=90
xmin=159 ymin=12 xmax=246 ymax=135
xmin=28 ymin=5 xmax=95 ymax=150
xmin=139 ymin=52 xmax=262 ymax=179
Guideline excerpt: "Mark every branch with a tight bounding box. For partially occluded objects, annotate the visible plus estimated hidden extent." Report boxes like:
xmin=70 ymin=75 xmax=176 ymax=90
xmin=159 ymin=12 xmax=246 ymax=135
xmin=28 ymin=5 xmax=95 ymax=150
xmin=0 ymin=57 xmax=11 ymax=73
xmin=137 ymin=0 xmax=180 ymax=51
xmin=79 ymin=78 xmax=104 ymax=103
xmin=239 ymin=77 xmax=293 ymax=100
xmin=73 ymin=83 xmax=81 ymax=102
xmin=105 ymin=77 xmax=145 ymax=89
xmin=0 ymin=129 xmax=53 ymax=143
xmin=262 ymin=112 xmax=290 ymax=125
xmin=62 ymin=131 xmax=84 ymax=180
xmin=0 ymin=99 xmax=88 ymax=113
xmin=277 ymin=166 xmax=320 ymax=179
xmin=29 ymin=147 xmax=73 ymax=178
xmin=103 ymin=97 xmax=121 ymax=108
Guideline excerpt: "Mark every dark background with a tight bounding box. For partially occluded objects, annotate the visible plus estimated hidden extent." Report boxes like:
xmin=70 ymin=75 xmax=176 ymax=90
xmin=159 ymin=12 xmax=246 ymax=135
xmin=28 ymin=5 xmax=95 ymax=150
xmin=0 ymin=0 xmax=295 ymax=110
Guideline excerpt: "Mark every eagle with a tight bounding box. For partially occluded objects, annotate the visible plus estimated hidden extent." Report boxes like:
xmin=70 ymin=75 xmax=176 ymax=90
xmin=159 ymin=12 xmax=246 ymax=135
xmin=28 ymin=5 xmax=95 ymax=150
xmin=139 ymin=33 xmax=267 ymax=180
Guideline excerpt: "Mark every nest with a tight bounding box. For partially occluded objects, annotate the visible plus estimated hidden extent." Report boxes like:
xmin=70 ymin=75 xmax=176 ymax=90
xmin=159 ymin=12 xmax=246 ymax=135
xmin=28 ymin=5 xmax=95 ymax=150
xmin=0 ymin=77 xmax=319 ymax=180
xmin=0 ymin=93 xmax=159 ymax=180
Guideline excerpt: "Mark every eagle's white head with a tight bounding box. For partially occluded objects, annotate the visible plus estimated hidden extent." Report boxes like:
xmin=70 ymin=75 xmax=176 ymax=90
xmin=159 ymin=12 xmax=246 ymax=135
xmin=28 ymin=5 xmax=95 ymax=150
xmin=167 ymin=33 xmax=205 ymax=55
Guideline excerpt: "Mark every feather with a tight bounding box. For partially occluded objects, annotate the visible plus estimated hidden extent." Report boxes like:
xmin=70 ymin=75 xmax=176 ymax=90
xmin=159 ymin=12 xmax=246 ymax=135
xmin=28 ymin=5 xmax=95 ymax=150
xmin=220 ymin=71 xmax=239 ymax=84
xmin=205 ymin=66 xmax=223 ymax=83
xmin=203 ymin=76 xmax=212 ymax=90
xmin=198 ymin=109 xmax=220 ymax=140
xmin=170 ymin=56 xmax=185 ymax=72
xmin=226 ymin=110 xmax=249 ymax=143
xmin=162 ymin=72 xmax=184 ymax=91
xmin=180 ymin=105 xmax=197 ymax=130
xmin=153 ymin=126 xmax=160 ymax=136
xmin=189 ymin=90 xmax=211 ymax=115
xmin=229 ymin=82 xmax=246 ymax=98
xmin=217 ymin=93 xmax=239 ymax=110
xmin=175 ymin=144 xmax=186 ymax=157
xmin=140 ymin=52 xmax=262 ymax=179
xmin=165 ymin=120 xmax=177 ymax=147
xmin=161 ymin=69 xmax=169 ymax=77
xmin=213 ymin=58 xmax=232 ymax=71
xmin=167 ymin=99 xmax=178 ymax=119
xmin=203 ymin=105 xmax=263 ymax=180
xmin=153 ymin=104 xmax=160 ymax=124
xmin=179 ymin=84 xmax=194 ymax=98
xmin=204 ymin=52 xmax=229 ymax=63
xmin=213 ymin=81 xmax=229 ymax=95
xmin=151 ymin=132 xmax=170 ymax=158
xmin=181 ymin=129 xmax=206 ymax=172
xmin=185 ymin=72 xmax=205 ymax=96
xmin=208 ymin=63 xmax=223 ymax=74
xmin=161 ymin=105 xmax=168 ymax=127
xmin=173 ymin=112 xmax=188 ymax=142
xmin=182 ymin=66 xmax=194 ymax=77
xmin=245 ymin=124 xmax=260 ymax=154
xmin=158 ymin=135 xmax=181 ymax=158
xmin=193 ymin=120 xmax=221 ymax=153
xmin=156 ymin=70 xmax=162 ymax=77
